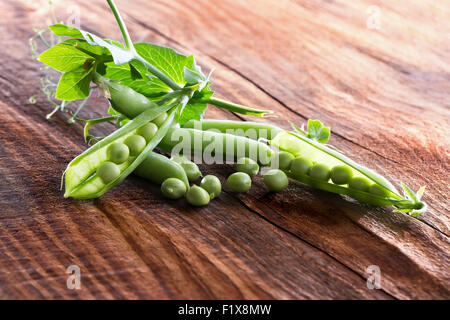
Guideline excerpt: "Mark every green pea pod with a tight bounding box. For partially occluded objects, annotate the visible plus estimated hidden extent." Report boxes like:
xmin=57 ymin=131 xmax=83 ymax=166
xmin=272 ymin=131 xmax=400 ymax=195
xmin=273 ymin=131 xmax=426 ymax=214
xmin=158 ymin=127 xmax=273 ymax=165
xmin=134 ymin=152 xmax=189 ymax=189
xmin=108 ymin=81 xmax=158 ymax=119
xmin=183 ymin=119 xmax=282 ymax=140
xmin=64 ymin=102 xmax=178 ymax=199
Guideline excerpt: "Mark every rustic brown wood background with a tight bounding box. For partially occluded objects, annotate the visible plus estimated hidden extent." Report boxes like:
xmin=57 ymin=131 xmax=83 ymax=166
xmin=0 ymin=0 xmax=449 ymax=299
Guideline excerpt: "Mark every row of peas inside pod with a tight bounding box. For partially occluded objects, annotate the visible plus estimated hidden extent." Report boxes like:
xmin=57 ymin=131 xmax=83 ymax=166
xmin=274 ymin=149 xmax=390 ymax=197
xmin=96 ymin=115 xmax=166 ymax=184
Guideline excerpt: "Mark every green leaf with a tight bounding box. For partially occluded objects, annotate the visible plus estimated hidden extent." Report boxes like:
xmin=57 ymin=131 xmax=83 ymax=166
xmin=134 ymin=43 xmax=196 ymax=90
xmin=56 ymin=65 xmax=93 ymax=100
xmin=49 ymin=24 xmax=83 ymax=38
xmin=102 ymin=62 xmax=161 ymax=98
xmin=62 ymin=39 xmax=111 ymax=57
xmin=307 ymin=119 xmax=330 ymax=143
xmin=38 ymin=42 xmax=94 ymax=72
xmin=81 ymin=32 xmax=133 ymax=65
xmin=184 ymin=66 xmax=205 ymax=85
xmin=178 ymin=85 xmax=214 ymax=125
xmin=49 ymin=23 xmax=134 ymax=65
xmin=401 ymin=183 xmax=418 ymax=202
xmin=416 ymin=186 xmax=426 ymax=200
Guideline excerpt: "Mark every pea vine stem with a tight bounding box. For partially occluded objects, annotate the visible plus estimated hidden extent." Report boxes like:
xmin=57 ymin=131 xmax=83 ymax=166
xmin=106 ymin=0 xmax=182 ymax=92
xmin=106 ymin=0 xmax=134 ymax=52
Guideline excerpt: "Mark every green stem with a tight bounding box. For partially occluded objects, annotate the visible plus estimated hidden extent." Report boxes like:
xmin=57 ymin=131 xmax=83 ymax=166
xmin=106 ymin=0 xmax=182 ymax=91
xmin=106 ymin=0 xmax=134 ymax=52
xmin=204 ymin=97 xmax=273 ymax=117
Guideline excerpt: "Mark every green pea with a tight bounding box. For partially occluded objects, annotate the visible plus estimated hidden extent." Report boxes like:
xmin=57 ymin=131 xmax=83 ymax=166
xmin=97 ymin=161 xmax=121 ymax=184
xmin=263 ymin=169 xmax=289 ymax=192
xmin=369 ymin=184 xmax=389 ymax=197
xmin=349 ymin=177 xmax=371 ymax=192
xmin=185 ymin=185 xmax=210 ymax=206
xmin=137 ymin=122 xmax=158 ymax=142
xmin=124 ymin=135 xmax=146 ymax=156
xmin=182 ymin=163 xmax=202 ymax=182
xmin=107 ymin=143 xmax=129 ymax=164
xmin=171 ymin=155 xmax=202 ymax=182
xmin=290 ymin=157 xmax=313 ymax=176
xmin=309 ymin=163 xmax=331 ymax=181
xmin=330 ymin=165 xmax=353 ymax=185
xmin=276 ymin=151 xmax=295 ymax=170
xmin=227 ymin=172 xmax=252 ymax=193
xmin=161 ymin=178 xmax=187 ymax=200
xmin=236 ymin=157 xmax=259 ymax=177
xmin=153 ymin=112 xmax=168 ymax=127
xmin=200 ymin=175 xmax=222 ymax=199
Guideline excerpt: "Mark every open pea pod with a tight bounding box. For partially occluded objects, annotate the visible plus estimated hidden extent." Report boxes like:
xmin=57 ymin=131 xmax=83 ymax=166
xmin=173 ymin=119 xmax=426 ymax=216
xmin=64 ymin=102 xmax=178 ymax=199
xmin=272 ymin=131 xmax=427 ymax=215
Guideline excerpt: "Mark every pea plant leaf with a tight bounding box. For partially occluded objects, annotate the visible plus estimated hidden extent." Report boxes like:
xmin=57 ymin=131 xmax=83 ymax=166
xmin=307 ymin=119 xmax=330 ymax=143
xmin=134 ymin=42 xmax=196 ymax=89
xmin=178 ymin=84 xmax=213 ymax=125
xmin=49 ymin=23 xmax=83 ymax=38
xmin=38 ymin=42 xmax=94 ymax=72
xmin=48 ymin=23 xmax=134 ymax=65
xmin=103 ymin=42 xmax=213 ymax=125
xmin=102 ymin=62 xmax=164 ymax=98
xmin=62 ymin=39 xmax=111 ymax=57
xmin=56 ymin=65 xmax=94 ymax=100
xmin=184 ymin=66 xmax=206 ymax=86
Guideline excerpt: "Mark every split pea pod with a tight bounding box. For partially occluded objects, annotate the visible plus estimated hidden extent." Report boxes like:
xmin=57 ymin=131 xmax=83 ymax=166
xmin=64 ymin=103 xmax=177 ymax=199
xmin=271 ymin=131 xmax=426 ymax=213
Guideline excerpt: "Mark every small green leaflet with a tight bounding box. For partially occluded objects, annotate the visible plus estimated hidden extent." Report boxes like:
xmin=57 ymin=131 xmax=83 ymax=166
xmin=102 ymin=62 xmax=162 ymax=98
xmin=307 ymin=120 xmax=330 ymax=143
xmin=134 ymin=43 xmax=195 ymax=89
xmin=56 ymin=65 xmax=93 ymax=100
xmin=290 ymin=120 xmax=330 ymax=143
xmin=184 ymin=66 xmax=206 ymax=86
xmin=62 ymin=39 xmax=111 ymax=57
xmin=48 ymin=23 xmax=134 ymax=65
xmin=49 ymin=24 xmax=83 ymax=38
xmin=178 ymin=85 xmax=213 ymax=125
xmin=38 ymin=42 xmax=94 ymax=72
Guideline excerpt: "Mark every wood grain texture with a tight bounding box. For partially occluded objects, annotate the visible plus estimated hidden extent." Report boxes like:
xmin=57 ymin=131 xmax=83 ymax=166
xmin=0 ymin=0 xmax=448 ymax=299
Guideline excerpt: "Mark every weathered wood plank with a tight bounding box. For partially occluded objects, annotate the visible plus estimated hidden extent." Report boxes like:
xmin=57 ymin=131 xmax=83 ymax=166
xmin=0 ymin=0 xmax=448 ymax=299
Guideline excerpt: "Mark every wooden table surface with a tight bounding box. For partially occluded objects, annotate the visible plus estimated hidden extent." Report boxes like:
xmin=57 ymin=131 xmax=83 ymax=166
xmin=0 ymin=0 xmax=449 ymax=299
